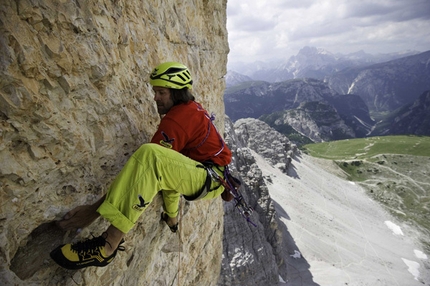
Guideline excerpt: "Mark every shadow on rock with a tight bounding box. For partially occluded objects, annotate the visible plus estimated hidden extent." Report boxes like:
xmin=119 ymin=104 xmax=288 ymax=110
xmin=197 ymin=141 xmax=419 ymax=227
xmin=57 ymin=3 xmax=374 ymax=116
xmin=10 ymin=221 xmax=75 ymax=280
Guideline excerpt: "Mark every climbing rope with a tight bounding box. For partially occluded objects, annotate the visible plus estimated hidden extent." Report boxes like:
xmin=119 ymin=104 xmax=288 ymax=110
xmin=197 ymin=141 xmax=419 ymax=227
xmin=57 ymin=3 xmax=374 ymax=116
xmin=177 ymin=196 xmax=183 ymax=286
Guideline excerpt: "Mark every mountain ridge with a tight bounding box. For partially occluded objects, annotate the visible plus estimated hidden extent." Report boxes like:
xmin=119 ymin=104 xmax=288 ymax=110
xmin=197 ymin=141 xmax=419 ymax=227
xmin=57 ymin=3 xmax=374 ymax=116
xmin=326 ymin=50 xmax=430 ymax=112
xmin=227 ymin=46 xmax=421 ymax=82
xmin=224 ymin=49 xmax=430 ymax=141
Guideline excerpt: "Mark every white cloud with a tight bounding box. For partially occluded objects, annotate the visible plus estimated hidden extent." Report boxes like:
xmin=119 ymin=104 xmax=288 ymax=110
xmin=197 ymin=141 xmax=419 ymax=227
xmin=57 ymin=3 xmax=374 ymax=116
xmin=227 ymin=0 xmax=430 ymax=65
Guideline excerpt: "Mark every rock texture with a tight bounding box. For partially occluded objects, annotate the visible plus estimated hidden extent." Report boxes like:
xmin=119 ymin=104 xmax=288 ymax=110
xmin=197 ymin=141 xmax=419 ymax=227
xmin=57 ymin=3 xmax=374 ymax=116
xmin=0 ymin=0 xmax=229 ymax=285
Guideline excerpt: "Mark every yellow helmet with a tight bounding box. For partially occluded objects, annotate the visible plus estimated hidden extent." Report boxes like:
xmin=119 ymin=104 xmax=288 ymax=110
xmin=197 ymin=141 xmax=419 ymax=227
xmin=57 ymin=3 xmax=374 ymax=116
xmin=149 ymin=62 xmax=193 ymax=89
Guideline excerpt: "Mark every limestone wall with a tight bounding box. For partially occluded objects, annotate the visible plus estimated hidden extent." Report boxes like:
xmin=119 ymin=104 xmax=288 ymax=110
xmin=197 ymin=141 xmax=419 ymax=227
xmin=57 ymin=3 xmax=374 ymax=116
xmin=0 ymin=0 xmax=228 ymax=284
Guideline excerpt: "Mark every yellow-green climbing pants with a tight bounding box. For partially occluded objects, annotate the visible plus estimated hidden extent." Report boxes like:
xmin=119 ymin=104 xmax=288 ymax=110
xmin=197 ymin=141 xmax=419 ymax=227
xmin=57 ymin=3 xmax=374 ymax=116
xmin=97 ymin=143 xmax=224 ymax=234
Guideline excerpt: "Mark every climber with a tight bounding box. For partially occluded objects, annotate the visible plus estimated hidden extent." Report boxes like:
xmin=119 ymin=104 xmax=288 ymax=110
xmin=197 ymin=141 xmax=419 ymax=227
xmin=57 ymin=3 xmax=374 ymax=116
xmin=50 ymin=62 xmax=234 ymax=270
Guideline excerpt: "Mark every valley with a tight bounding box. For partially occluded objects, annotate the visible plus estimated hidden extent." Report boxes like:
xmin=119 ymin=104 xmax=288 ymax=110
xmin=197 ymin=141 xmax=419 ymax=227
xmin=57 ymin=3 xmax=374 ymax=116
xmin=302 ymin=136 xmax=430 ymax=252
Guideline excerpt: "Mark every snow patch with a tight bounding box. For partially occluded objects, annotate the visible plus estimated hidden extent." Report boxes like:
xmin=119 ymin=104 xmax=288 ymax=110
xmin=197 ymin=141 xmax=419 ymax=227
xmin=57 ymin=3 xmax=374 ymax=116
xmin=279 ymin=275 xmax=286 ymax=283
xmin=384 ymin=221 xmax=404 ymax=235
xmin=402 ymin=258 xmax=420 ymax=280
xmin=290 ymin=250 xmax=302 ymax=259
xmin=353 ymin=115 xmax=373 ymax=130
xmin=414 ymin=249 xmax=428 ymax=260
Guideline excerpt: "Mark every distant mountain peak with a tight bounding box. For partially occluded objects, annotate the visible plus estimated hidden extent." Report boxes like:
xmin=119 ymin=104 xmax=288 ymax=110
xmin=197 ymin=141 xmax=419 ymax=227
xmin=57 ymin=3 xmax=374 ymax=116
xmin=298 ymin=46 xmax=331 ymax=56
xmin=227 ymin=47 xmax=424 ymax=84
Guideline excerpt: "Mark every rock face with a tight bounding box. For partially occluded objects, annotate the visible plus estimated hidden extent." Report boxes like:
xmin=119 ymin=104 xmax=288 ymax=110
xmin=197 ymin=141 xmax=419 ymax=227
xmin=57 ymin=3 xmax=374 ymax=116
xmin=0 ymin=0 xmax=229 ymax=285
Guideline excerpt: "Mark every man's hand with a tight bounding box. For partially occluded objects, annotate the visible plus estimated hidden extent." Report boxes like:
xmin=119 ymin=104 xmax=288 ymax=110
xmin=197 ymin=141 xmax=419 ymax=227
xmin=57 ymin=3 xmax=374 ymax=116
xmin=221 ymin=189 xmax=234 ymax=202
xmin=56 ymin=195 xmax=105 ymax=231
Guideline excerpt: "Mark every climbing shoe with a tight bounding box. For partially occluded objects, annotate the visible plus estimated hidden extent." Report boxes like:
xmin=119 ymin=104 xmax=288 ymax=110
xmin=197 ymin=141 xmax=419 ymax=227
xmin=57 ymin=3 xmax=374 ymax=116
xmin=50 ymin=234 xmax=125 ymax=270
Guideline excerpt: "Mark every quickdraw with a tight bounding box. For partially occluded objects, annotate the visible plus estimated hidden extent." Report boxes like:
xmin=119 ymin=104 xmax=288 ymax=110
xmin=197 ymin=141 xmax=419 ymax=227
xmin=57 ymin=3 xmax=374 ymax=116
xmin=207 ymin=166 xmax=257 ymax=227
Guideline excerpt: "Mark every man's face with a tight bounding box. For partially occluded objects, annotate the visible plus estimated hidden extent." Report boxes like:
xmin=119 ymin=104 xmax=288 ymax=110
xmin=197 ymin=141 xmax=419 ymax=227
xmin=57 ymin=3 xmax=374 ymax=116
xmin=153 ymin=86 xmax=174 ymax=115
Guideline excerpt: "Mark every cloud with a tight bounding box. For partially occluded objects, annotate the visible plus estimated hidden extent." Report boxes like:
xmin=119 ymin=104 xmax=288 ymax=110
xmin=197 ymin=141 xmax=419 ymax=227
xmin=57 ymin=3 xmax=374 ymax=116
xmin=227 ymin=0 xmax=430 ymax=65
xmin=229 ymin=15 xmax=277 ymax=32
xmin=227 ymin=1 xmax=282 ymax=32
xmin=339 ymin=0 xmax=430 ymax=21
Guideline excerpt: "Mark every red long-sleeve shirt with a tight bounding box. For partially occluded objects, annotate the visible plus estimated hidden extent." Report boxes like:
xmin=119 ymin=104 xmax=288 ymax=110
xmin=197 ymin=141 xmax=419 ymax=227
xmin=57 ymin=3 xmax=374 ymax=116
xmin=150 ymin=101 xmax=232 ymax=166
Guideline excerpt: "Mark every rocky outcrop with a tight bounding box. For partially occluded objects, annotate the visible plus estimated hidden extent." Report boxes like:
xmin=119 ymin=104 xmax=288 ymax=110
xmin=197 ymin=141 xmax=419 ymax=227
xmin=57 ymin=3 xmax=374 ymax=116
xmin=260 ymin=101 xmax=355 ymax=143
xmin=219 ymin=117 xmax=297 ymax=285
xmin=0 ymin=0 xmax=228 ymax=285
xmin=233 ymin=118 xmax=296 ymax=172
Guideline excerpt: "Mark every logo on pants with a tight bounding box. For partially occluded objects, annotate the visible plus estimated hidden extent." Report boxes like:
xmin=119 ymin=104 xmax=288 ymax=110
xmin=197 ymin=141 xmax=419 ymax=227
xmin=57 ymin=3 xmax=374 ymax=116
xmin=133 ymin=195 xmax=149 ymax=211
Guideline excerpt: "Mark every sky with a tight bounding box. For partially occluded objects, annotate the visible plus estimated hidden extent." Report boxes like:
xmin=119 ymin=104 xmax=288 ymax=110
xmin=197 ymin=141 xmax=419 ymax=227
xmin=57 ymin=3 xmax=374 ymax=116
xmin=226 ymin=0 xmax=430 ymax=66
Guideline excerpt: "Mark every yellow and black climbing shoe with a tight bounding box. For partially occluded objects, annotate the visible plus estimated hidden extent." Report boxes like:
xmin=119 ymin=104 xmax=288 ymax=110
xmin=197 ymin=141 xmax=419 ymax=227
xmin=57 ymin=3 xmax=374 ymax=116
xmin=50 ymin=234 xmax=125 ymax=270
